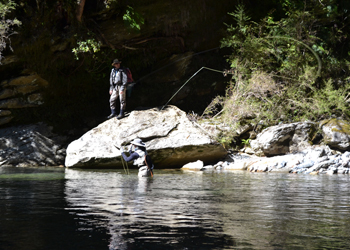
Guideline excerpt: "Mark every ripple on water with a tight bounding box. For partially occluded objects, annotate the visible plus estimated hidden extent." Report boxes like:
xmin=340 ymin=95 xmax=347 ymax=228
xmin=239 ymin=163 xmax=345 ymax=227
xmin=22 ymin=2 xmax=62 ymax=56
xmin=1 ymin=167 xmax=350 ymax=249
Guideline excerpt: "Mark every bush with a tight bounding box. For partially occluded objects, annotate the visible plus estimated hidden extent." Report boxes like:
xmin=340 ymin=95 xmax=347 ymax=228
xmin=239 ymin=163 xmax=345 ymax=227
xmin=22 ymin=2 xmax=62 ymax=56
xmin=219 ymin=2 xmax=350 ymax=126
xmin=0 ymin=0 xmax=21 ymax=63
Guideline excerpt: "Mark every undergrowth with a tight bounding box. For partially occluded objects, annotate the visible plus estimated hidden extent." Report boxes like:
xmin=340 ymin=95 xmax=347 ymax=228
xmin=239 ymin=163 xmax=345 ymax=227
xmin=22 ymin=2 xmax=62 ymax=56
xmin=201 ymin=1 xmax=350 ymax=149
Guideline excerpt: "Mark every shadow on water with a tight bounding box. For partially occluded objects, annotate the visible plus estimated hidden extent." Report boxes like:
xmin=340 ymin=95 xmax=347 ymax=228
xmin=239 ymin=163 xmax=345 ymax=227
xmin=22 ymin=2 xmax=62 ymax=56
xmin=1 ymin=167 xmax=350 ymax=249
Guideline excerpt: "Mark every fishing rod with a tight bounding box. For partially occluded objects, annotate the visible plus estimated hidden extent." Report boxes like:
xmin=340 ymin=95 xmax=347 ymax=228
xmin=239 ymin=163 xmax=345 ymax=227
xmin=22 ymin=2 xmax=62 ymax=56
xmin=114 ymin=145 xmax=129 ymax=175
xmin=161 ymin=66 xmax=233 ymax=110
xmin=121 ymin=153 xmax=130 ymax=175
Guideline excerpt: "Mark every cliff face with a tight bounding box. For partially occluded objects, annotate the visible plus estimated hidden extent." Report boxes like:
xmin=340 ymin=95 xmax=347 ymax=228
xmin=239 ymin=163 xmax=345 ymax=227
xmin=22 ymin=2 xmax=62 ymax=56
xmin=0 ymin=0 xmax=243 ymax=132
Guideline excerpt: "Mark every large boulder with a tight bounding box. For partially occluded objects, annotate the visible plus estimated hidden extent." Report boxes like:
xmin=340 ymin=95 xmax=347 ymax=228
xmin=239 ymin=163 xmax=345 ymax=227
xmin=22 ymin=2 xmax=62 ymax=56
xmin=320 ymin=118 xmax=350 ymax=151
xmin=250 ymin=122 xmax=316 ymax=156
xmin=65 ymin=106 xmax=227 ymax=168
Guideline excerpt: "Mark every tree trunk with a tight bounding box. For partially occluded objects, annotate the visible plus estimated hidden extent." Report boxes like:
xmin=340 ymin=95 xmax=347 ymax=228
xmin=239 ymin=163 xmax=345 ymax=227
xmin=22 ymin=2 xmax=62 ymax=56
xmin=76 ymin=0 xmax=86 ymax=23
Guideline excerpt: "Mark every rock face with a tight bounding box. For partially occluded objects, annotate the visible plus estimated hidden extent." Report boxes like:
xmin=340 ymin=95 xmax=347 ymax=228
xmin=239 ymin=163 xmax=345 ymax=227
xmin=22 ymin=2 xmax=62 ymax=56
xmin=0 ymin=123 xmax=67 ymax=167
xmin=250 ymin=122 xmax=316 ymax=156
xmin=320 ymin=118 xmax=350 ymax=151
xmin=0 ymin=72 xmax=49 ymax=126
xmin=65 ymin=106 xmax=227 ymax=168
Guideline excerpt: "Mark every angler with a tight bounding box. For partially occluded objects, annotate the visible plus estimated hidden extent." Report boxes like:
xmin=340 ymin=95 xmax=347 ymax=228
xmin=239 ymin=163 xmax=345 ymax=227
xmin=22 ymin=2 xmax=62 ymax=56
xmin=120 ymin=138 xmax=154 ymax=177
xmin=108 ymin=58 xmax=127 ymax=119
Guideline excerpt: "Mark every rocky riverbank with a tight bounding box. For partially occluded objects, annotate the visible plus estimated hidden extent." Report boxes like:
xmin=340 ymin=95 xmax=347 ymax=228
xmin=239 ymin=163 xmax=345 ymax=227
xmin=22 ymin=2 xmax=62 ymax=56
xmin=182 ymin=145 xmax=350 ymax=175
xmin=3 ymin=105 xmax=350 ymax=176
xmin=0 ymin=123 xmax=67 ymax=167
xmin=182 ymin=118 xmax=350 ymax=175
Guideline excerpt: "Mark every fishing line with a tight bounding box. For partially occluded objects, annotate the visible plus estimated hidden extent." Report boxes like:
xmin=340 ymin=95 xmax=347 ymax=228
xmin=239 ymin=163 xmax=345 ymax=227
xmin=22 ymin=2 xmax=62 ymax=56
xmin=136 ymin=47 xmax=220 ymax=84
xmin=124 ymin=156 xmax=130 ymax=175
xmin=121 ymin=153 xmax=128 ymax=174
xmin=160 ymin=36 xmax=322 ymax=111
xmin=161 ymin=66 xmax=233 ymax=110
xmin=115 ymin=144 xmax=129 ymax=175
xmin=121 ymin=149 xmax=130 ymax=175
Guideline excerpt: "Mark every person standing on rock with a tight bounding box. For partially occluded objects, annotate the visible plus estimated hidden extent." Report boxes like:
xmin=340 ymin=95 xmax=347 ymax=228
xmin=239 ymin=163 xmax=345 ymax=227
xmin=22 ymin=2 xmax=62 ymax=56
xmin=108 ymin=59 xmax=127 ymax=119
xmin=120 ymin=138 xmax=154 ymax=177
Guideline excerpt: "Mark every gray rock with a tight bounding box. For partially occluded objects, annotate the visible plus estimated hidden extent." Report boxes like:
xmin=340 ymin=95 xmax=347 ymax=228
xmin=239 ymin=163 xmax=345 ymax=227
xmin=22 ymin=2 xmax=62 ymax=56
xmin=0 ymin=123 xmax=67 ymax=167
xmin=298 ymin=160 xmax=315 ymax=169
xmin=65 ymin=106 xmax=227 ymax=168
xmin=315 ymin=156 xmax=329 ymax=164
xmin=250 ymin=122 xmax=316 ymax=156
xmin=320 ymin=118 xmax=350 ymax=150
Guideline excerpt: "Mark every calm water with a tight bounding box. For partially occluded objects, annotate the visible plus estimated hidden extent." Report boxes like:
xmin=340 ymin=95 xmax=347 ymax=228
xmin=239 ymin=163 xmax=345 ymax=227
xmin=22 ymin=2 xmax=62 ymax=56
xmin=0 ymin=166 xmax=350 ymax=250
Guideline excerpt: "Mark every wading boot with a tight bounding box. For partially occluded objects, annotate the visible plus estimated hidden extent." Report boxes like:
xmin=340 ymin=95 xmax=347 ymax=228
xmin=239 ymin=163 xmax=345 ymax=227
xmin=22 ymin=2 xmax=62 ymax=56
xmin=107 ymin=110 xmax=117 ymax=119
xmin=117 ymin=110 xmax=125 ymax=119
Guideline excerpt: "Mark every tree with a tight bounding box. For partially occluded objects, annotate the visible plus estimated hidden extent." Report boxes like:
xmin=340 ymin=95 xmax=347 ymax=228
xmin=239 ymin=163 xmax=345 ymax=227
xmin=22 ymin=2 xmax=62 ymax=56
xmin=0 ymin=0 xmax=21 ymax=63
xmin=76 ymin=0 xmax=86 ymax=23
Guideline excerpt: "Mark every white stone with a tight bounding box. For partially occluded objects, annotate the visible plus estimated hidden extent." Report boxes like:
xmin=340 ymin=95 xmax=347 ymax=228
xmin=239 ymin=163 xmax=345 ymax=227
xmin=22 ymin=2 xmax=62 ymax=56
xmin=65 ymin=106 xmax=227 ymax=168
xmin=181 ymin=160 xmax=204 ymax=170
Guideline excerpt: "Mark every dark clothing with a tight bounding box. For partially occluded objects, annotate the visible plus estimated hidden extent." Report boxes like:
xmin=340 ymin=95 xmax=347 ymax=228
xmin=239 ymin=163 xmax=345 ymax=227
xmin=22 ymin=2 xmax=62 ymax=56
xmin=109 ymin=67 xmax=127 ymax=112
xmin=110 ymin=68 xmax=127 ymax=92
xmin=121 ymin=150 xmax=139 ymax=162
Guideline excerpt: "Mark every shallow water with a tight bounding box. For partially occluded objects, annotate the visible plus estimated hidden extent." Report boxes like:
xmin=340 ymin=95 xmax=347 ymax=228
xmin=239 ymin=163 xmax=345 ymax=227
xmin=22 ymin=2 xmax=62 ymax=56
xmin=1 ymin=166 xmax=350 ymax=250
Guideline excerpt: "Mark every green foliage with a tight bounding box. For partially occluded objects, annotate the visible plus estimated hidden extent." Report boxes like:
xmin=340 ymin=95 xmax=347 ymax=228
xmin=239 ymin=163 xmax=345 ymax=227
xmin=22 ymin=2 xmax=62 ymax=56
xmin=241 ymin=138 xmax=251 ymax=146
xmin=123 ymin=6 xmax=144 ymax=31
xmin=313 ymin=79 xmax=350 ymax=117
xmin=217 ymin=132 xmax=235 ymax=149
xmin=0 ymin=0 xmax=21 ymax=62
xmin=72 ymin=37 xmax=102 ymax=60
xmin=218 ymin=1 xmax=350 ymax=129
xmin=104 ymin=0 xmax=118 ymax=9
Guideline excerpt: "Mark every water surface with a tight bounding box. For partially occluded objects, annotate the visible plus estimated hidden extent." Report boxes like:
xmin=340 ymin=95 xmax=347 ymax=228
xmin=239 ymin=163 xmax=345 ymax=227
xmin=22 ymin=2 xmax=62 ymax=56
xmin=1 ymin=166 xmax=349 ymax=249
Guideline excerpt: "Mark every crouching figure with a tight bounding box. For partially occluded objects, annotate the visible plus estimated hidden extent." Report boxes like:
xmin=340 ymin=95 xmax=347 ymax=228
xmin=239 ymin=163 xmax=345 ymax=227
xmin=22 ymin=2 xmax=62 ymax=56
xmin=120 ymin=138 xmax=154 ymax=177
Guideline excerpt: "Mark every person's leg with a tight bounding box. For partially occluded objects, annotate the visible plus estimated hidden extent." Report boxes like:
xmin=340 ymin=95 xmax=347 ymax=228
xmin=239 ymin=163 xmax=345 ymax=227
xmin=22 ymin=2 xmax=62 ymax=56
xmin=108 ymin=88 xmax=119 ymax=119
xmin=117 ymin=88 xmax=126 ymax=119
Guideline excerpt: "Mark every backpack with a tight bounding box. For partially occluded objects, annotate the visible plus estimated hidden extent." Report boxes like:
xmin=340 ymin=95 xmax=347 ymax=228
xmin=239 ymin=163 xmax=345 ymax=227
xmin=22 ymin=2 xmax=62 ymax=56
xmin=124 ymin=67 xmax=134 ymax=83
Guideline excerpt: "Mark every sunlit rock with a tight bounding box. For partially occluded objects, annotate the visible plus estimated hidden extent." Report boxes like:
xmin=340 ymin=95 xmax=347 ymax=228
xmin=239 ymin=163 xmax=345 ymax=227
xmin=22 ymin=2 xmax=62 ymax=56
xmin=181 ymin=160 xmax=204 ymax=170
xmin=320 ymin=118 xmax=350 ymax=151
xmin=250 ymin=122 xmax=316 ymax=156
xmin=65 ymin=106 xmax=227 ymax=168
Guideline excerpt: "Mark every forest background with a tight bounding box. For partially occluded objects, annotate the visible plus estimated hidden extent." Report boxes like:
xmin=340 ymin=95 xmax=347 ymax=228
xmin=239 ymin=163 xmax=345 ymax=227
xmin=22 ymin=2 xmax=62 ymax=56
xmin=1 ymin=0 xmax=350 ymax=147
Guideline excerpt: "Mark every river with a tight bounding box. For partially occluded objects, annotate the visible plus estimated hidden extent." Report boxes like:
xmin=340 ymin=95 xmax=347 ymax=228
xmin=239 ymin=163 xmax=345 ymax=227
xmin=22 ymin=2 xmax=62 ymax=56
xmin=0 ymin=166 xmax=349 ymax=250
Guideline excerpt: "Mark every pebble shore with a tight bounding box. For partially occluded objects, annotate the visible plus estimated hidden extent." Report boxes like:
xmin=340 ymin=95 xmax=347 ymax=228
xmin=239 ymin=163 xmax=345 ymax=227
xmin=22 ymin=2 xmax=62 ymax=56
xmin=182 ymin=145 xmax=350 ymax=175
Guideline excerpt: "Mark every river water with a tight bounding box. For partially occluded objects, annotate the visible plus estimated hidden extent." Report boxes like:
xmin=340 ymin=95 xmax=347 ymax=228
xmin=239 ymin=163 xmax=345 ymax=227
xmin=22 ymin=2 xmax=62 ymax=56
xmin=0 ymin=166 xmax=349 ymax=250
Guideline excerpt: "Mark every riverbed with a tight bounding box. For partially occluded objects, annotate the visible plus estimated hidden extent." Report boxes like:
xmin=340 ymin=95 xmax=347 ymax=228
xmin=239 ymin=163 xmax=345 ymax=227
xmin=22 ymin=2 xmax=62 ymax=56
xmin=1 ymin=166 xmax=349 ymax=249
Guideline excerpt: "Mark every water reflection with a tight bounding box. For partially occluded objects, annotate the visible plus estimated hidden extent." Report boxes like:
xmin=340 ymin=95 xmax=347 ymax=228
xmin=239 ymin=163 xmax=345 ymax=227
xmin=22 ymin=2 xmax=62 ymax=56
xmin=64 ymin=169 xmax=235 ymax=249
xmin=2 ymin=167 xmax=350 ymax=250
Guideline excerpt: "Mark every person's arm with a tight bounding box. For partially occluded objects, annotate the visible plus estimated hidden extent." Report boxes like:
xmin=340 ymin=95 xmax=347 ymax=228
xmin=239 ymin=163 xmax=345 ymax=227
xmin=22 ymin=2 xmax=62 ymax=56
xmin=120 ymin=70 xmax=127 ymax=91
xmin=109 ymin=69 xmax=114 ymax=94
xmin=121 ymin=151 xmax=139 ymax=162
